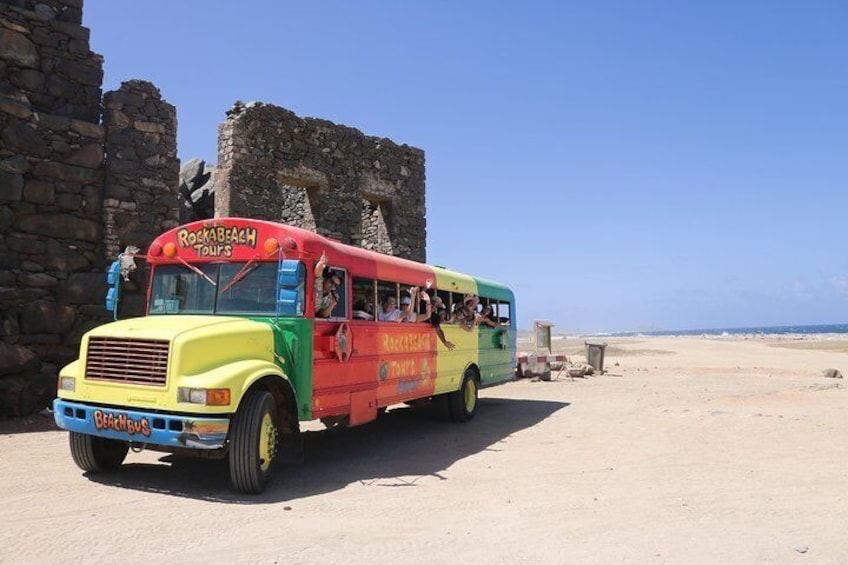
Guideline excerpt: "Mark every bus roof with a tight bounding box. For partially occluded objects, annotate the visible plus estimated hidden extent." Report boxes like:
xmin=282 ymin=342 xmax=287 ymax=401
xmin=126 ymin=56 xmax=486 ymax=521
xmin=147 ymin=217 xmax=513 ymax=298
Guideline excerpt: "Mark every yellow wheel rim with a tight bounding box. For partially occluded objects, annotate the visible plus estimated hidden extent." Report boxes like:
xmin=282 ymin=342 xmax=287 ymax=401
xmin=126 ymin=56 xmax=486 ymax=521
xmin=464 ymin=378 xmax=477 ymax=413
xmin=258 ymin=412 xmax=277 ymax=473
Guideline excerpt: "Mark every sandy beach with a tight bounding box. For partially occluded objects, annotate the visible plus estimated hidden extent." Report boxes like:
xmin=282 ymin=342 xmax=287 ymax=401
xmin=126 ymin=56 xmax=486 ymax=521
xmin=1 ymin=334 xmax=847 ymax=564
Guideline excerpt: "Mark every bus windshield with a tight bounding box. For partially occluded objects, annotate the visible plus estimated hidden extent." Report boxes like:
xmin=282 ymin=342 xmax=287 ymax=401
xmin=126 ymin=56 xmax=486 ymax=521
xmin=149 ymin=262 xmax=299 ymax=316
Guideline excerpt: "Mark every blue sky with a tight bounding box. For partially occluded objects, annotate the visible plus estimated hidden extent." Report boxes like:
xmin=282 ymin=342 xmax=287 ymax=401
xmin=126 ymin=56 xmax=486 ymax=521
xmin=85 ymin=1 xmax=847 ymax=332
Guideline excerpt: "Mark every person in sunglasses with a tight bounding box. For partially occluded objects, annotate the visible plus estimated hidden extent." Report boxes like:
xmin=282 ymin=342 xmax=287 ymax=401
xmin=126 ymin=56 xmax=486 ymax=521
xmin=377 ymin=294 xmax=403 ymax=322
xmin=314 ymin=251 xmax=341 ymax=318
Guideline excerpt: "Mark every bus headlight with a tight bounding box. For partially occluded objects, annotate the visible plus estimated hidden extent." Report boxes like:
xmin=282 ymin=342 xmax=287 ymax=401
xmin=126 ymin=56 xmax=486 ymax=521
xmin=59 ymin=376 xmax=75 ymax=392
xmin=177 ymin=387 xmax=231 ymax=406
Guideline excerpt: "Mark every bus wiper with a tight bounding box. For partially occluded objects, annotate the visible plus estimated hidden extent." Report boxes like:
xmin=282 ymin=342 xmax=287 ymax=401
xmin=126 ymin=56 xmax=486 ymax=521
xmin=220 ymin=256 xmax=259 ymax=294
xmin=176 ymin=256 xmax=217 ymax=286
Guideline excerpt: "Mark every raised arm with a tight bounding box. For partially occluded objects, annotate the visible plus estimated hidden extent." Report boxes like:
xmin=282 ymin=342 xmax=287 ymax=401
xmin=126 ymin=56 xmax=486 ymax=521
xmin=434 ymin=325 xmax=455 ymax=350
xmin=477 ymin=314 xmax=500 ymax=328
xmin=313 ymin=251 xmax=336 ymax=317
xmin=401 ymin=286 xmax=431 ymax=322
xmin=314 ymin=251 xmax=328 ymax=278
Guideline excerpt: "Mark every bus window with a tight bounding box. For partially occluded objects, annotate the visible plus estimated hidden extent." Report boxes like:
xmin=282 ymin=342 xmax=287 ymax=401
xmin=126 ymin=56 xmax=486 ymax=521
xmin=450 ymin=292 xmax=465 ymax=323
xmin=352 ymin=277 xmax=375 ymax=320
xmin=415 ymin=291 xmax=430 ymax=318
xmin=476 ymin=296 xmax=494 ymax=328
xmin=377 ymin=280 xmax=400 ymax=321
xmin=435 ymin=289 xmax=450 ymax=310
xmin=149 ymin=264 xmax=216 ymax=315
xmin=218 ymin=262 xmax=278 ymax=315
xmin=406 ymin=287 xmax=431 ymax=323
xmin=497 ymin=301 xmax=511 ymax=325
xmin=151 ymin=262 xmax=295 ymax=317
xmin=328 ymin=268 xmax=348 ymax=320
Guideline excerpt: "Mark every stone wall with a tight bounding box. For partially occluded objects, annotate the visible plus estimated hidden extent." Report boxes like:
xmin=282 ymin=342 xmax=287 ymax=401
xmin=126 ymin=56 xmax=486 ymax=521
xmin=216 ymin=102 xmax=426 ymax=262
xmin=0 ymin=0 xmax=104 ymax=416
xmin=0 ymin=0 xmax=98 ymax=121
xmin=0 ymin=0 xmax=180 ymax=417
xmin=1 ymin=0 xmax=82 ymax=25
xmin=103 ymin=79 xmax=179 ymax=258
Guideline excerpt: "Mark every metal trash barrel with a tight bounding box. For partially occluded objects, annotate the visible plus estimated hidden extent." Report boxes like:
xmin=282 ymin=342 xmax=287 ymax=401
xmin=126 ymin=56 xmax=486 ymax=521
xmin=585 ymin=342 xmax=608 ymax=374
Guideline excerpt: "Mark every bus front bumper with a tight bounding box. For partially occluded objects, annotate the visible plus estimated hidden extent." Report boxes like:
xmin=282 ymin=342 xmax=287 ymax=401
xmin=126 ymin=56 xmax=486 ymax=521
xmin=53 ymin=399 xmax=230 ymax=450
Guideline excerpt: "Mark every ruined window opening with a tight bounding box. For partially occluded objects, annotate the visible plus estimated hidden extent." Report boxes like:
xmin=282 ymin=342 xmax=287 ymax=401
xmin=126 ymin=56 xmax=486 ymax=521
xmin=361 ymin=198 xmax=393 ymax=256
xmin=278 ymin=180 xmax=320 ymax=231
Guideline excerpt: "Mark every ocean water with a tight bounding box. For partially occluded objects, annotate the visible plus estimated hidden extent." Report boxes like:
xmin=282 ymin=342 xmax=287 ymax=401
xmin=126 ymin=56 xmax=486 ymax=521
xmin=601 ymin=323 xmax=848 ymax=338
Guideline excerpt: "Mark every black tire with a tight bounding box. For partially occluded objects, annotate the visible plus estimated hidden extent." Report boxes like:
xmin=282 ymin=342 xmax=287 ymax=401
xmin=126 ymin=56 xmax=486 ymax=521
xmin=229 ymin=389 xmax=279 ymax=494
xmin=429 ymin=393 xmax=450 ymax=421
xmin=448 ymin=369 xmax=479 ymax=422
xmin=69 ymin=432 xmax=128 ymax=473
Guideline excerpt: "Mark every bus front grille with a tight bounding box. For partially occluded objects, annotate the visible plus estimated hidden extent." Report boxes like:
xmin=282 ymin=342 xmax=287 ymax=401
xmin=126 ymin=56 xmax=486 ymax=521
xmin=85 ymin=337 xmax=170 ymax=386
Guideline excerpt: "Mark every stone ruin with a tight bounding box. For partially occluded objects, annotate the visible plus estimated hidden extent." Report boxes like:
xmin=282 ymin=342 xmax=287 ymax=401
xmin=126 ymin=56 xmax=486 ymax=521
xmin=0 ymin=0 xmax=427 ymax=418
xmin=215 ymin=101 xmax=426 ymax=262
xmin=0 ymin=0 xmax=179 ymax=417
xmin=181 ymin=102 xmax=426 ymax=263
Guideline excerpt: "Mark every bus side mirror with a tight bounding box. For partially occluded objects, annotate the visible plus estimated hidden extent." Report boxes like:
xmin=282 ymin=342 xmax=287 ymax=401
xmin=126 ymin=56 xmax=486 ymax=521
xmin=106 ymin=260 xmax=120 ymax=319
xmin=277 ymin=259 xmax=305 ymax=317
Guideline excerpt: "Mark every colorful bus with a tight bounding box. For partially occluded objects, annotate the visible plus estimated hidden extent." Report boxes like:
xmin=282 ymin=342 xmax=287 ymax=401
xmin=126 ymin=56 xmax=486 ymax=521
xmin=54 ymin=218 xmax=516 ymax=493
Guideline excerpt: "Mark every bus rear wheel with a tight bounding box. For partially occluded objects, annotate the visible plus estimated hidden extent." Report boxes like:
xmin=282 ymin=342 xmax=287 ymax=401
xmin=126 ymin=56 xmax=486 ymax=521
xmin=448 ymin=369 xmax=478 ymax=422
xmin=69 ymin=432 xmax=128 ymax=472
xmin=229 ymin=389 xmax=279 ymax=494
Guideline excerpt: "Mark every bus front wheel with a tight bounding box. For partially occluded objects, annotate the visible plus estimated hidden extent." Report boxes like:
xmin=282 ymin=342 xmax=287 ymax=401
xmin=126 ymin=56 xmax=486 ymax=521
xmin=69 ymin=432 xmax=128 ymax=472
xmin=229 ymin=389 xmax=279 ymax=494
xmin=448 ymin=370 xmax=478 ymax=422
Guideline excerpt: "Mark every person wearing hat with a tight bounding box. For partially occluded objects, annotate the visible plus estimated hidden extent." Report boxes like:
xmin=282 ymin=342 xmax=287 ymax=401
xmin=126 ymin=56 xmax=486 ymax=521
xmin=453 ymin=294 xmax=477 ymax=331
xmin=314 ymin=251 xmax=341 ymax=318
